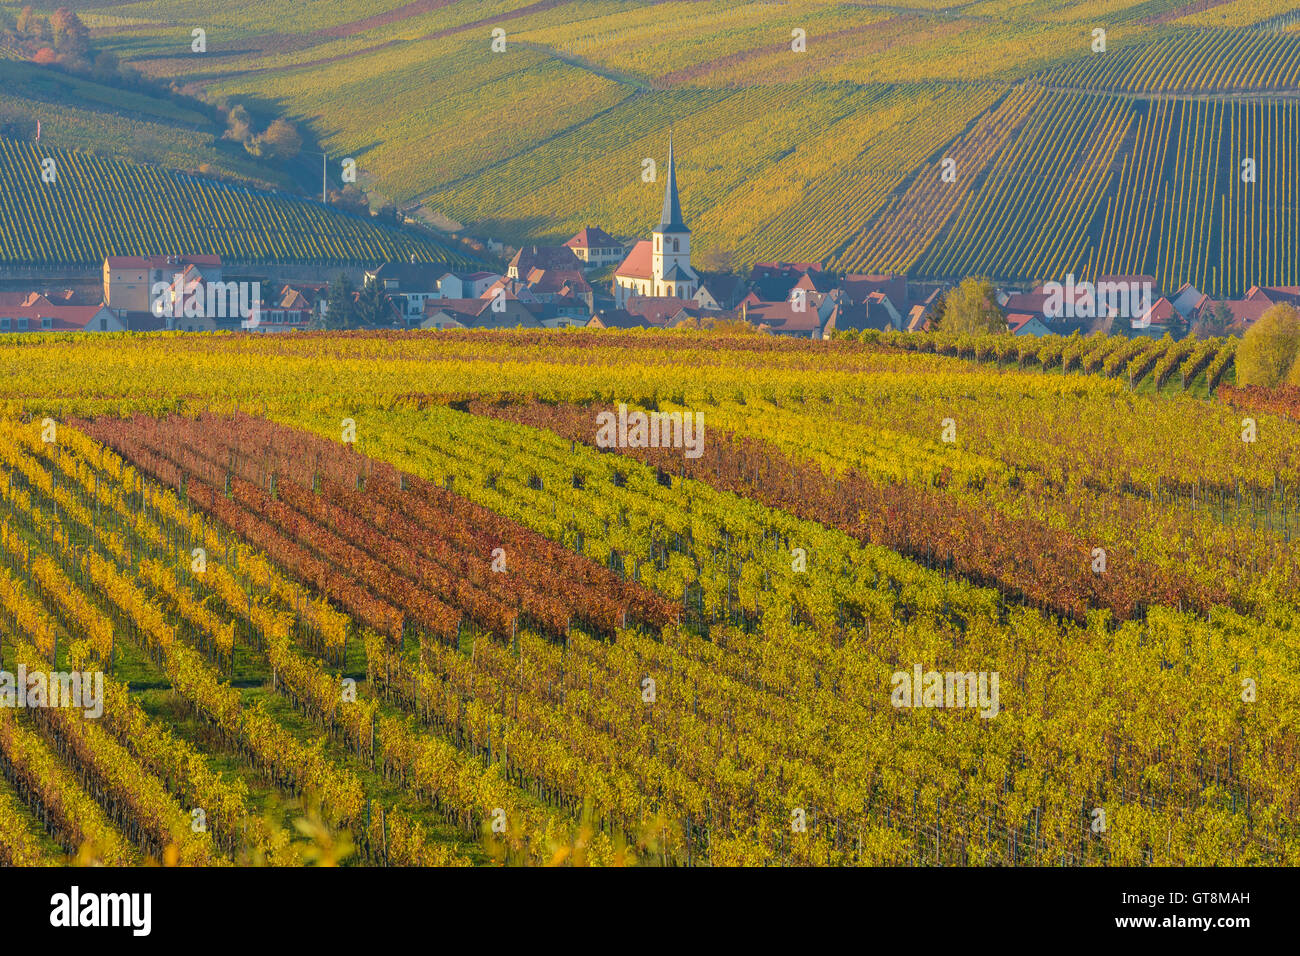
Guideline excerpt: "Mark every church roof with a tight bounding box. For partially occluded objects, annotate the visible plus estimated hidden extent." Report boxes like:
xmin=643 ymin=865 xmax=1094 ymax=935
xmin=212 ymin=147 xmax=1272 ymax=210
xmin=614 ymin=240 xmax=654 ymax=280
xmin=661 ymin=264 xmax=694 ymax=282
xmin=654 ymin=136 xmax=689 ymax=235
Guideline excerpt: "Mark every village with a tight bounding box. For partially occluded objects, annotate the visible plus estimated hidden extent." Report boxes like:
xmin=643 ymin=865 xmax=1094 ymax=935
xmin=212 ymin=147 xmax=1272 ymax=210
xmin=0 ymin=138 xmax=1291 ymax=340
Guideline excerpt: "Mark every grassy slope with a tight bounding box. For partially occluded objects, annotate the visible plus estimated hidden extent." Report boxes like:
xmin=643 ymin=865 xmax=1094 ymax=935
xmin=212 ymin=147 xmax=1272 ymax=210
xmin=0 ymin=58 xmax=295 ymax=189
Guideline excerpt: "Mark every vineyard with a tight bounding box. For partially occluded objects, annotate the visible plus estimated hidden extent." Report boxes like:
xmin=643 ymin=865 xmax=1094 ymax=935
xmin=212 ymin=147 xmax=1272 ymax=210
xmin=0 ymin=327 xmax=1296 ymax=866
xmin=0 ymin=0 xmax=1264 ymax=288
xmin=0 ymin=137 xmax=470 ymax=267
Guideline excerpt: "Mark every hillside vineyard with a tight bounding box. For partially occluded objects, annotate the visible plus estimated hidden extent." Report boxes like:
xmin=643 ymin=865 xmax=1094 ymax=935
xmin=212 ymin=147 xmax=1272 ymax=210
xmin=0 ymin=2 xmax=1291 ymax=293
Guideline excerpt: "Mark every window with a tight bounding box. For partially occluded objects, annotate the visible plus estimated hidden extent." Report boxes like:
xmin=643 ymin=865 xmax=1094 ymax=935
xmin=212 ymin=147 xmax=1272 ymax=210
xmin=0 ymin=318 xmax=9 ymax=331
xmin=672 ymin=238 xmax=680 ymax=252
xmin=99 ymin=318 xmax=108 ymax=331
xmin=42 ymin=317 xmax=53 ymax=330
xmin=655 ymin=236 xmax=660 ymax=251
xmin=17 ymin=318 xmax=28 ymax=331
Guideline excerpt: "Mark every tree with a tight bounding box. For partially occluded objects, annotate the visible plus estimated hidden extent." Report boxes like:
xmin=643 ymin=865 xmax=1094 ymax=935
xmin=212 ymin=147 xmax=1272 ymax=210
xmin=16 ymin=6 xmax=38 ymax=35
xmin=1166 ymin=308 xmax=1189 ymax=340
xmin=50 ymin=7 xmax=88 ymax=53
xmin=1192 ymin=301 xmax=1229 ymax=339
xmin=1237 ymin=303 xmax=1300 ymax=387
xmin=328 ymin=184 xmax=369 ymax=216
xmin=259 ymin=119 xmax=302 ymax=160
xmin=353 ymin=278 xmax=393 ymax=328
xmin=319 ymin=274 xmax=357 ymax=330
xmin=224 ymin=105 xmax=254 ymax=145
xmin=935 ymin=278 xmax=1005 ymax=334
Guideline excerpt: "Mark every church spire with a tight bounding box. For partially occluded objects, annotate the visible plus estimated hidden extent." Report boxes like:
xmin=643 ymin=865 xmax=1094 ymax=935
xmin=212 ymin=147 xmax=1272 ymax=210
xmin=656 ymin=133 xmax=688 ymax=233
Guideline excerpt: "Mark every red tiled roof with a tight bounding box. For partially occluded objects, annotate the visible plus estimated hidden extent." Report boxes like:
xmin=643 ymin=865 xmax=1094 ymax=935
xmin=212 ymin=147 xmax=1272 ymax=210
xmin=743 ymin=300 xmax=822 ymax=333
xmin=1004 ymin=292 xmax=1050 ymax=315
xmin=1134 ymin=297 xmax=1176 ymax=327
xmin=526 ymin=268 xmax=593 ymax=296
xmin=615 ymin=241 xmax=654 ymax=281
xmin=625 ymin=295 xmax=692 ymax=326
xmin=0 ymin=302 xmax=113 ymax=330
xmin=1218 ymin=299 xmax=1272 ymax=327
xmin=565 ymin=226 xmax=620 ymax=249
xmin=842 ymin=273 xmax=906 ymax=307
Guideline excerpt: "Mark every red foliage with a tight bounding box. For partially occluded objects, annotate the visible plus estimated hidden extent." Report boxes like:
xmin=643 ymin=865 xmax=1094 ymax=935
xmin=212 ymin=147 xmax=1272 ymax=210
xmin=471 ymin=399 xmax=1226 ymax=623
xmin=78 ymin=413 xmax=675 ymax=646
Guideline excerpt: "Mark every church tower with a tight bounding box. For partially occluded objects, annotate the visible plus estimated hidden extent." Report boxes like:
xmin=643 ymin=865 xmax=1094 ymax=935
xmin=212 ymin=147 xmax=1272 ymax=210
xmin=651 ymin=136 xmax=697 ymax=299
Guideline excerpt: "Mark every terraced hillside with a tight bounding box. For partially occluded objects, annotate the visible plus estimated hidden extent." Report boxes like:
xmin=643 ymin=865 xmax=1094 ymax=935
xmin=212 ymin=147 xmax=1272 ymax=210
xmin=0 ymin=136 xmax=470 ymax=266
xmin=45 ymin=0 xmax=1297 ymax=291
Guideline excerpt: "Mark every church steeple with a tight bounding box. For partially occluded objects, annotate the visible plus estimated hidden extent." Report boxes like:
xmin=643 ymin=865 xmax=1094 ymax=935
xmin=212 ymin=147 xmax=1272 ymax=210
xmin=655 ymin=134 xmax=688 ymax=234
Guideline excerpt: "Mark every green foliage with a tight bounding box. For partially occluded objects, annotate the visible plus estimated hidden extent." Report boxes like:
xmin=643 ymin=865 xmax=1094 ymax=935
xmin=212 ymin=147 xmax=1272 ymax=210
xmin=1238 ymin=304 xmax=1300 ymax=387
xmin=936 ymin=278 xmax=1005 ymax=335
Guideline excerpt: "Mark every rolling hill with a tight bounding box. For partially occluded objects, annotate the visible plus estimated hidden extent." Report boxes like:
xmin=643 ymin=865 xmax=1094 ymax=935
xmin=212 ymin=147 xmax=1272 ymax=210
xmin=17 ymin=0 xmax=1300 ymax=291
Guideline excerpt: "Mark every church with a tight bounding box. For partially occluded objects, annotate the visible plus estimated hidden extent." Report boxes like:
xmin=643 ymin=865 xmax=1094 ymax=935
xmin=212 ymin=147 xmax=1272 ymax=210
xmin=613 ymin=137 xmax=698 ymax=307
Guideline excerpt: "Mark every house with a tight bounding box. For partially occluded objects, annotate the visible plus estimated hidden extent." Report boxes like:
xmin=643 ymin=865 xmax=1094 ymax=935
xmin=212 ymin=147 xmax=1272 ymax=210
xmin=1241 ymin=287 xmax=1300 ymax=315
xmin=479 ymin=277 xmax=541 ymax=307
xmin=587 ymin=308 xmax=653 ymax=330
xmin=1216 ymin=299 xmax=1272 ymax=332
xmin=528 ymin=302 xmax=590 ymax=329
xmin=419 ymin=303 xmax=475 ymax=331
xmin=507 ymin=245 xmax=582 ymax=280
xmin=564 ymin=227 xmax=624 ymax=268
xmin=862 ymin=291 xmax=902 ymax=329
xmin=364 ymin=262 xmax=451 ymax=320
xmin=418 ymin=297 xmax=540 ymax=330
xmin=1002 ymin=291 xmax=1052 ymax=319
xmin=1170 ymin=283 xmax=1210 ymax=325
xmin=0 ymin=300 xmax=123 ymax=333
xmin=748 ymin=263 xmax=818 ymax=303
xmin=440 ymin=271 xmax=502 ymax=300
xmin=823 ymin=298 xmax=894 ymax=336
xmin=1007 ymin=313 xmax=1051 ymax=336
xmin=740 ymin=300 xmax=824 ymax=338
xmin=623 ymin=295 xmax=694 ymax=327
xmin=744 ymin=285 xmax=840 ymax=328
xmin=522 ymin=267 xmax=594 ymax=307
xmin=246 ymin=284 xmax=323 ymax=333
xmin=904 ymin=288 xmax=947 ymax=332
xmin=103 ymin=255 xmax=222 ymax=314
xmin=614 ymin=136 xmax=699 ymax=306
xmin=143 ymin=264 xmax=266 ymax=331
xmin=841 ymin=273 xmax=908 ymax=311
xmin=1092 ymin=275 xmax=1157 ymax=320
xmin=693 ymin=274 xmax=746 ymax=310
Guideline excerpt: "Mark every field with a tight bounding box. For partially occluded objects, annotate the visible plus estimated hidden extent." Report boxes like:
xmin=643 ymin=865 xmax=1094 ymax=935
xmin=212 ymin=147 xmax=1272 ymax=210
xmin=0 ymin=328 xmax=1296 ymax=866
xmin=0 ymin=0 xmax=1273 ymax=291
